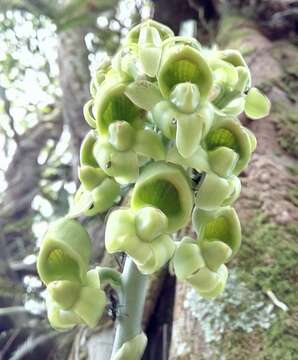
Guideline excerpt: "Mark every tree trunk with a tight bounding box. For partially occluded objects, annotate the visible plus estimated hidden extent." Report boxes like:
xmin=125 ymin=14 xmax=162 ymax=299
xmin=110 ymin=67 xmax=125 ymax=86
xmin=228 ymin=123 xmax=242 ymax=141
xmin=0 ymin=110 xmax=63 ymax=330
xmin=58 ymin=26 xmax=90 ymax=181
xmin=169 ymin=14 xmax=298 ymax=360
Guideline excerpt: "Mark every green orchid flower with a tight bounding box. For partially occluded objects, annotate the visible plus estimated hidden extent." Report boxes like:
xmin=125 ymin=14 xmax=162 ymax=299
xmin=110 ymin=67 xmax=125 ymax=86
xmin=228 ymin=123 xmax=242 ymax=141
xmin=152 ymin=82 xmax=214 ymax=158
xmin=166 ymin=144 xmax=241 ymax=210
xmin=37 ymin=219 xmax=107 ymax=330
xmin=148 ymin=41 xmax=214 ymax=157
xmin=131 ymin=161 xmax=193 ymax=232
xmin=92 ymin=120 xmax=166 ymax=185
xmin=157 ymin=43 xmax=213 ymax=99
xmin=95 ymin=81 xmax=144 ymax=135
xmin=37 ymin=218 xmax=91 ymax=285
xmin=46 ymin=268 xmax=106 ymax=330
xmin=193 ymin=206 xmax=241 ymax=271
xmin=203 ymin=119 xmax=256 ymax=177
xmin=105 ymin=207 xmax=175 ymax=274
xmin=172 ymin=237 xmax=228 ymax=299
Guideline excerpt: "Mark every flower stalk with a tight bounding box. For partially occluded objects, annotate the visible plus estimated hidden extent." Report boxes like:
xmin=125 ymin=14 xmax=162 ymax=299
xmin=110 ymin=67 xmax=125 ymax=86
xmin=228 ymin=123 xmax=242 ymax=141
xmin=111 ymin=257 xmax=148 ymax=358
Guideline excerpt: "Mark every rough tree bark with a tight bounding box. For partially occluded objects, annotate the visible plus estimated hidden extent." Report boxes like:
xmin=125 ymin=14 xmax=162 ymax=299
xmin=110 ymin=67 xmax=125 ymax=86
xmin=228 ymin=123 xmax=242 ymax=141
xmin=0 ymin=110 xmax=63 ymax=330
xmin=58 ymin=26 xmax=90 ymax=181
xmin=169 ymin=14 xmax=298 ymax=360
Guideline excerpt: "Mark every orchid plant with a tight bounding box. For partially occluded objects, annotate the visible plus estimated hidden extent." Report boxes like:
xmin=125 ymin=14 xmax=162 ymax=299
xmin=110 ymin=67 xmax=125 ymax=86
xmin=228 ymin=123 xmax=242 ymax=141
xmin=36 ymin=19 xmax=270 ymax=359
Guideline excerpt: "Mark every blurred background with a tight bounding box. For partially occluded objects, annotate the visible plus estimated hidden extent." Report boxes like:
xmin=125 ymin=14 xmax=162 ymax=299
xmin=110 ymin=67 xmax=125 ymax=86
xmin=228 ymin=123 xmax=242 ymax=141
xmin=0 ymin=0 xmax=297 ymax=359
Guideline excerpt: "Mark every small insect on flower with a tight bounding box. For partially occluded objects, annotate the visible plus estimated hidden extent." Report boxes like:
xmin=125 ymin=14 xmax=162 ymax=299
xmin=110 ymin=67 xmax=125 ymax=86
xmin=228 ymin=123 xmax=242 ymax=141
xmin=106 ymin=287 xmax=120 ymax=322
xmin=106 ymin=286 xmax=128 ymax=322
xmin=114 ymin=252 xmax=126 ymax=271
xmin=190 ymin=169 xmax=206 ymax=191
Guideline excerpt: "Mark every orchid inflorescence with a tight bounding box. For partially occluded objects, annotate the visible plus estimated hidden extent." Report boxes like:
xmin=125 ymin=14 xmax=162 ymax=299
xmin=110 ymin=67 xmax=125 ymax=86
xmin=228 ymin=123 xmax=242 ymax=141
xmin=36 ymin=19 xmax=270 ymax=357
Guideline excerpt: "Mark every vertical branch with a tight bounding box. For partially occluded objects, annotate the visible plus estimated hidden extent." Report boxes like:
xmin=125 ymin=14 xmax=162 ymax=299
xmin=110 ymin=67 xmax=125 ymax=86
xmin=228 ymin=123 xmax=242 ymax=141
xmin=111 ymin=257 xmax=148 ymax=357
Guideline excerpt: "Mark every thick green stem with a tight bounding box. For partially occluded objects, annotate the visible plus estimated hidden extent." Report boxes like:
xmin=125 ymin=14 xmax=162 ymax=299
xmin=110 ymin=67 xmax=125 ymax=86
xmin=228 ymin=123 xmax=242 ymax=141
xmin=111 ymin=257 xmax=148 ymax=357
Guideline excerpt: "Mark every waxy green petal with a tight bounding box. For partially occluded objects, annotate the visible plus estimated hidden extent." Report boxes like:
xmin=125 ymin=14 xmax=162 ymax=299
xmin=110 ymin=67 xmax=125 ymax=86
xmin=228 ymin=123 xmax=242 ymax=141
xmin=245 ymin=87 xmax=271 ymax=119
xmin=80 ymin=130 xmax=98 ymax=167
xmin=125 ymin=80 xmax=163 ymax=111
xmin=173 ymin=239 xmax=204 ymax=280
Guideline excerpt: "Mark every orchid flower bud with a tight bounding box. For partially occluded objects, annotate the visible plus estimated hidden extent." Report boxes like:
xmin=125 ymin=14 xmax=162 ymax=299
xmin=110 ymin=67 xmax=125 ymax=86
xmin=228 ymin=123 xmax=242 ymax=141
xmin=157 ymin=45 xmax=213 ymax=99
xmin=37 ymin=218 xmax=91 ymax=285
xmin=112 ymin=332 xmax=148 ymax=360
xmin=193 ymin=206 xmax=241 ymax=270
xmin=105 ymin=207 xmax=175 ymax=274
xmin=219 ymin=49 xmax=250 ymax=82
xmin=194 ymin=172 xmax=241 ymax=210
xmin=131 ymin=161 xmax=193 ymax=232
xmin=244 ymin=87 xmax=271 ymax=119
xmin=95 ymin=82 xmax=143 ymax=135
